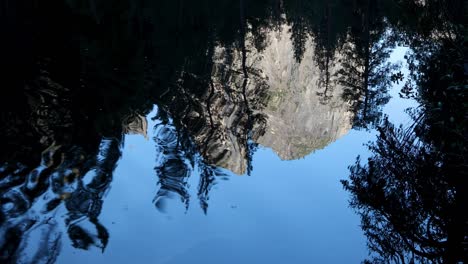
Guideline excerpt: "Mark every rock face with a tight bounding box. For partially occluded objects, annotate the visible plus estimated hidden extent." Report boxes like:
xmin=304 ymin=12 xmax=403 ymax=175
xmin=122 ymin=113 xmax=148 ymax=139
xmin=254 ymin=26 xmax=353 ymax=160
xmin=184 ymin=24 xmax=353 ymax=174
xmin=187 ymin=44 xmax=269 ymax=175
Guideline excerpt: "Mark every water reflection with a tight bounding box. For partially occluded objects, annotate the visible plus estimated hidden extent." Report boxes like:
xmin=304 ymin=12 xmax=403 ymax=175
xmin=0 ymin=0 xmax=466 ymax=263
xmin=342 ymin=21 xmax=467 ymax=262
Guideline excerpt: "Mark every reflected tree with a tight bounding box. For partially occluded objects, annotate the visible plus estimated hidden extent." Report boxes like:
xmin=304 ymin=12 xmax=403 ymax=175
xmin=0 ymin=137 xmax=123 ymax=263
xmin=153 ymin=114 xmax=195 ymax=211
xmin=336 ymin=0 xmax=396 ymax=129
xmin=342 ymin=117 xmax=460 ymax=263
xmin=342 ymin=15 xmax=467 ymax=262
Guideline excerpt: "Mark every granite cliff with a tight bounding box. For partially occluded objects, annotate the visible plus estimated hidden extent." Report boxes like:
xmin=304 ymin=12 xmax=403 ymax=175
xmin=185 ymin=24 xmax=353 ymax=174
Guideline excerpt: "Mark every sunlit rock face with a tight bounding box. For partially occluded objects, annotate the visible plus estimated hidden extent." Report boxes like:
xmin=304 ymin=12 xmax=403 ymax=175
xmin=190 ymin=24 xmax=353 ymax=174
xmin=254 ymin=25 xmax=353 ymax=160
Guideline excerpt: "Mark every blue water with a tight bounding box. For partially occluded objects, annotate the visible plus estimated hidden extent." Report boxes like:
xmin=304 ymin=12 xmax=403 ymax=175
xmin=52 ymin=48 xmax=412 ymax=264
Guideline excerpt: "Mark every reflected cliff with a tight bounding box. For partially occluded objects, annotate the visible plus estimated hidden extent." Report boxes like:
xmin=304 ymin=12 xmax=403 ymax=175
xmin=0 ymin=0 xmax=466 ymax=263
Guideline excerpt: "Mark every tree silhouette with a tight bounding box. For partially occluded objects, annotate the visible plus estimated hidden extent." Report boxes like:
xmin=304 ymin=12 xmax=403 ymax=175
xmin=336 ymin=0 xmax=397 ymax=129
xmin=342 ymin=15 xmax=467 ymax=262
xmin=342 ymin=117 xmax=460 ymax=263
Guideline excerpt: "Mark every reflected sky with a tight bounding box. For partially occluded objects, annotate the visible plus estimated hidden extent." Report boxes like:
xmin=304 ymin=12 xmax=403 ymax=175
xmin=54 ymin=48 xmax=411 ymax=264
xmin=57 ymin=112 xmax=370 ymax=264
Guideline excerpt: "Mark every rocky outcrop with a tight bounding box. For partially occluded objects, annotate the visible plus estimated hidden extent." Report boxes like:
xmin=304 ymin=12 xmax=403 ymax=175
xmin=254 ymin=26 xmax=353 ymax=160
xmin=171 ymin=24 xmax=353 ymax=174
xmin=122 ymin=112 xmax=148 ymax=139
xmin=183 ymin=45 xmax=269 ymax=175
xmin=196 ymin=25 xmax=352 ymax=174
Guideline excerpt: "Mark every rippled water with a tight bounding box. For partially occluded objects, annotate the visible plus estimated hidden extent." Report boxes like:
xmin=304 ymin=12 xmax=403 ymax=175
xmin=1 ymin=1 xmax=466 ymax=263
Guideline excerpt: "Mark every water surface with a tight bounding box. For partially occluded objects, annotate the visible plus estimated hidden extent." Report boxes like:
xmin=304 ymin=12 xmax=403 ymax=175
xmin=0 ymin=1 xmax=466 ymax=263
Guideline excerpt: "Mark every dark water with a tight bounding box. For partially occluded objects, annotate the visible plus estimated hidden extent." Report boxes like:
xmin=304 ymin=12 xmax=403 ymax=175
xmin=1 ymin=1 xmax=467 ymax=263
